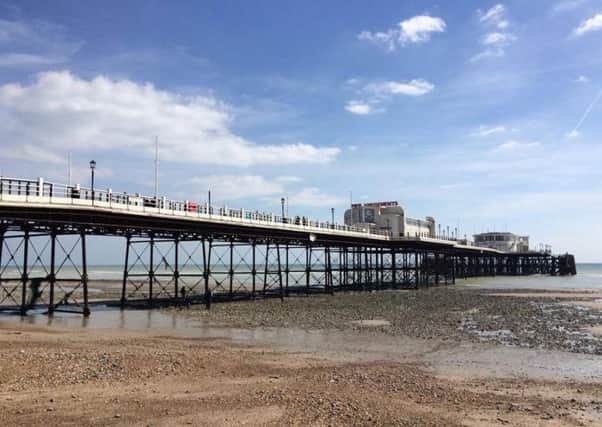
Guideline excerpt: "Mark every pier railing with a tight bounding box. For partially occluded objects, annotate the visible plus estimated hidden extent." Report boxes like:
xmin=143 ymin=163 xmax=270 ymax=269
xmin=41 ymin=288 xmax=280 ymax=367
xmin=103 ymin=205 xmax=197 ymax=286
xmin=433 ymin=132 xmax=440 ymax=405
xmin=0 ymin=176 xmax=394 ymax=239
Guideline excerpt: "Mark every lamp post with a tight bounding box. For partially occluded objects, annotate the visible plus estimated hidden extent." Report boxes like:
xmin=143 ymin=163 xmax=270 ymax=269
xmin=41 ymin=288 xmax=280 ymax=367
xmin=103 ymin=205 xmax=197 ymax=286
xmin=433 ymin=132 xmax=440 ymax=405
xmin=89 ymin=160 xmax=96 ymax=205
xmin=208 ymin=190 xmax=211 ymax=216
xmin=281 ymin=197 xmax=286 ymax=223
xmin=331 ymin=207 xmax=335 ymax=229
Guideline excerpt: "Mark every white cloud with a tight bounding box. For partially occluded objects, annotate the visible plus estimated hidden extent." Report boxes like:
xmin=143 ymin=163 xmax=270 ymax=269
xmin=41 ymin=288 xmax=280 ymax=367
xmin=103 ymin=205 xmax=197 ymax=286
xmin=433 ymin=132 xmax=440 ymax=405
xmin=575 ymin=75 xmax=590 ymax=83
xmin=470 ymin=125 xmax=507 ymax=137
xmin=366 ymin=79 xmax=435 ymax=97
xmin=189 ymin=175 xmax=284 ymax=200
xmin=0 ymin=71 xmax=340 ymax=167
xmin=288 ymin=188 xmax=346 ymax=208
xmin=399 ymin=16 xmax=446 ymax=44
xmin=493 ymin=140 xmax=541 ymax=152
xmin=344 ymin=100 xmax=376 ymax=115
xmin=358 ymin=15 xmax=445 ymax=51
xmin=573 ymin=14 xmax=602 ymax=36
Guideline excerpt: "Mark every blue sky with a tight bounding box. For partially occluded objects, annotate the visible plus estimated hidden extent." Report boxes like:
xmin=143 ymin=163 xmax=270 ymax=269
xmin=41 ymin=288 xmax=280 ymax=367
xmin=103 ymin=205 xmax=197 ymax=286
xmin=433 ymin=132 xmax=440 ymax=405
xmin=1 ymin=1 xmax=602 ymax=261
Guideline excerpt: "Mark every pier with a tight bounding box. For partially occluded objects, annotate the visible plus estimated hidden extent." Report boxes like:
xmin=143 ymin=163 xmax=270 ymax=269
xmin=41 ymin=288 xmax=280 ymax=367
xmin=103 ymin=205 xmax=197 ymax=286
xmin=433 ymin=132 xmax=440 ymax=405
xmin=0 ymin=177 xmax=576 ymax=316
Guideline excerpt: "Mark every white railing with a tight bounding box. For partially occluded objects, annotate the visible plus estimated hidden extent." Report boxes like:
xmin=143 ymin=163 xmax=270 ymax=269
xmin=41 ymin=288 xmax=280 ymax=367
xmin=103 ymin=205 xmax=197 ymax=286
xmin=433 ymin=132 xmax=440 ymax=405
xmin=0 ymin=176 xmax=390 ymax=239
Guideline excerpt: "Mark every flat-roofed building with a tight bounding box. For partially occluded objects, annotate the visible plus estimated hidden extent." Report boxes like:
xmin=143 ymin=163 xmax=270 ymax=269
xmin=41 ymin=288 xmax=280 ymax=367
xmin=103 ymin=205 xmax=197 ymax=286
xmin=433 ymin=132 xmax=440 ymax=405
xmin=343 ymin=201 xmax=435 ymax=239
xmin=473 ymin=232 xmax=529 ymax=253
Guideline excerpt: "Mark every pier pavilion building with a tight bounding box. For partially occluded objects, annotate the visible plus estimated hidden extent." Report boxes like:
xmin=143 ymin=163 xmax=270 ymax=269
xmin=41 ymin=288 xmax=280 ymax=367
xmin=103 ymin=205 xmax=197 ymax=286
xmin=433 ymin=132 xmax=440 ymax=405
xmin=473 ymin=232 xmax=530 ymax=253
xmin=343 ymin=201 xmax=436 ymax=239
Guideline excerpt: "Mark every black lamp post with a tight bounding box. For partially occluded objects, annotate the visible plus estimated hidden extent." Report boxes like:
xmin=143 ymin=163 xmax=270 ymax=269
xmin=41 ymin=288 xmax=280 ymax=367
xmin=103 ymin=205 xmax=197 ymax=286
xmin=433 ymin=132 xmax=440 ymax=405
xmin=89 ymin=160 xmax=96 ymax=204
xmin=281 ymin=197 xmax=285 ymax=223
xmin=331 ymin=207 xmax=335 ymax=227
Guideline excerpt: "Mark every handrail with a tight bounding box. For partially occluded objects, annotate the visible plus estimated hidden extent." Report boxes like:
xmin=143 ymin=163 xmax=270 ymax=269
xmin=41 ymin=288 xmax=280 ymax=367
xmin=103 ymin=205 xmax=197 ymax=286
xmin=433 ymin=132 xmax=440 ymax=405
xmin=0 ymin=176 xmax=392 ymax=239
xmin=0 ymin=176 xmax=487 ymax=246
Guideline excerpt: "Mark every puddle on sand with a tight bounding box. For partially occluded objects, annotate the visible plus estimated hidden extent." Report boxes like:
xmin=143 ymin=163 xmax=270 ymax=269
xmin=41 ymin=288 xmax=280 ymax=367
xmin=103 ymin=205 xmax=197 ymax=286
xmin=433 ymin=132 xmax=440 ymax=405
xmin=2 ymin=307 xmax=602 ymax=383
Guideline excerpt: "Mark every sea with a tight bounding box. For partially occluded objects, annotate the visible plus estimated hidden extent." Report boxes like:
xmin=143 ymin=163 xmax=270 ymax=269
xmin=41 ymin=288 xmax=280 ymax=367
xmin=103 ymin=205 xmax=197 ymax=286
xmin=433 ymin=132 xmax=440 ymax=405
xmin=1 ymin=263 xmax=600 ymax=333
xmin=460 ymin=263 xmax=602 ymax=291
xmin=2 ymin=263 xmax=600 ymax=290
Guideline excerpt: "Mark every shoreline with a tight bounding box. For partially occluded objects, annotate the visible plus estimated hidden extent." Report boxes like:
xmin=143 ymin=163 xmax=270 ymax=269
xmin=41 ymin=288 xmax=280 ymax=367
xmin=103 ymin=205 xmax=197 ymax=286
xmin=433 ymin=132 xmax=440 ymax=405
xmin=0 ymin=284 xmax=601 ymax=425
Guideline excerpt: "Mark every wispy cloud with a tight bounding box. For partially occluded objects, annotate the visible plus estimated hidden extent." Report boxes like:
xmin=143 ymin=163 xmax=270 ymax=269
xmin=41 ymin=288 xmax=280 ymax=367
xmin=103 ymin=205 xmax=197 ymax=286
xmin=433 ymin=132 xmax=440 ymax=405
xmin=566 ymin=87 xmax=602 ymax=138
xmin=470 ymin=125 xmax=507 ymax=137
xmin=566 ymin=129 xmax=581 ymax=139
xmin=573 ymin=14 xmax=602 ymax=36
xmin=482 ymin=32 xmax=517 ymax=46
xmin=344 ymin=79 xmax=434 ymax=115
xmin=275 ymin=175 xmax=303 ymax=183
xmin=479 ymin=4 xmax=509 ymax=29
xmin=365 ymin=79 xmax=435 ymax=97
xmin=551 ymin=0 xmax=588 ymax=14
xmin=189 ymin=175 xmax=284 ymax=200
xmin=0 ymin=143 xmax=63 ymax=164
xmin=0 ymin=52 xmax=64 ymax=66
xmin=344 ymin=100 xmax=378 ymax=115
xmin=575 ymin=75 xmax=590 ymax=83
xmin=0 ymin=18 xmax=82 ymax=67
xmin=358 ymin=15 xmax=446 ymax=51
xmin=187 ymin=174 xmax=343 ymax=208
xmin=472 ymin=4 xmax=516 ymax=62
xmin=288 ymin=188 xmax=346 ymax=208
xmin=493 ymin=140 xmax=541 ymax=153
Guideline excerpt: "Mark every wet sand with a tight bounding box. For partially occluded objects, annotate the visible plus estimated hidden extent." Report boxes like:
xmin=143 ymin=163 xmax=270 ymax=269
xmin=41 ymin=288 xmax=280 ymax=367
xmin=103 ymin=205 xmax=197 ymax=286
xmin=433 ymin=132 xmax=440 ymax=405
xmin=590 ymin=326 xmax=602 ymax=337
xmin=489 ymin=292 xmax=602 ymax=299
xmin=1 ymin=285 xmax=601 ymax=425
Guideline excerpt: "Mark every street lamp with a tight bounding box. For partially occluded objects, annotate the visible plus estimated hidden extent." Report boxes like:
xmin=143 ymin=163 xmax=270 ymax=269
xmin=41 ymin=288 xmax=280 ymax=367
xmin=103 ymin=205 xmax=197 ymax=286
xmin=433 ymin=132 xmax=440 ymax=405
xmin=281 ymin=197 xmax=286 ymax=223
xmin=89 ymin=160 xmax=96 ymax=205
xmin=331 ymin=207 xmax=335 ymax=226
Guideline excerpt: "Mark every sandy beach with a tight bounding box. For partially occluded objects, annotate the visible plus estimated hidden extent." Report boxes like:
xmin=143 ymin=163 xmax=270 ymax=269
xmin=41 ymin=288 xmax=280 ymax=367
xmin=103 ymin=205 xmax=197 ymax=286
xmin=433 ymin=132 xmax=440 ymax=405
xmin=1 ymin=284 xmax=601 ymax=426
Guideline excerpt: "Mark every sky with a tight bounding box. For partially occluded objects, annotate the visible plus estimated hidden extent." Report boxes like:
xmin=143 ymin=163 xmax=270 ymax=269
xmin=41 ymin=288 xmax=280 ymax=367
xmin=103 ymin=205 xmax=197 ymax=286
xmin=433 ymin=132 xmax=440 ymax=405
xmin=0 ymin=0 xmax=601 ymax=262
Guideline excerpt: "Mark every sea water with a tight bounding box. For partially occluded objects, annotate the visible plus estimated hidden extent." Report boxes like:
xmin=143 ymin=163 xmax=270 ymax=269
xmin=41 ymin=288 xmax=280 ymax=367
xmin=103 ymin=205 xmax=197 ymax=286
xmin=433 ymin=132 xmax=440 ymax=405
xmin=462 ymin=263 xmax=602 ymax=291
xmin=1 ymin=263 xmax=600 ymax=290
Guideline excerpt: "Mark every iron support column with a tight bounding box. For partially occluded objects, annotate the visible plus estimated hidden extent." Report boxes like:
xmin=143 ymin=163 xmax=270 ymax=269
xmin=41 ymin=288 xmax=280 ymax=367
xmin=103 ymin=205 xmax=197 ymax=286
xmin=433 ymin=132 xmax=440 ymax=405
xmin=81 ymin=229 xmax=90 ymax=316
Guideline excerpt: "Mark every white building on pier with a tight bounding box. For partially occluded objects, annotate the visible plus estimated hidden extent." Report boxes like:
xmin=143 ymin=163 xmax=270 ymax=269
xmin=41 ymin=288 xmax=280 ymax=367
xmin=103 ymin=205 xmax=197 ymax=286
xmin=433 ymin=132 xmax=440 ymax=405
xmin=473 ymin=232 xmax=530 ymax=253
xmin=343 ymin=201 xmax=435 ymax=239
